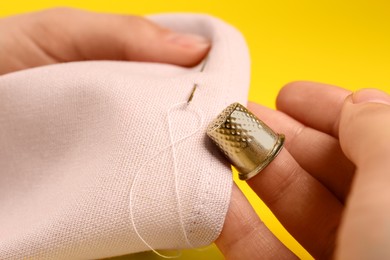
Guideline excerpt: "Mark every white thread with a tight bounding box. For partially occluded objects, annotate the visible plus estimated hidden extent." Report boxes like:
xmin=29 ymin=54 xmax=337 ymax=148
xmin=129 ymin=101 xmax=204 ymax=258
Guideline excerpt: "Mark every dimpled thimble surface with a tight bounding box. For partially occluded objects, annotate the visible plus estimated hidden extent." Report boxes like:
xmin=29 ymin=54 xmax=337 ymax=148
xmin=207 ymin=103 xmax=285 ymax=180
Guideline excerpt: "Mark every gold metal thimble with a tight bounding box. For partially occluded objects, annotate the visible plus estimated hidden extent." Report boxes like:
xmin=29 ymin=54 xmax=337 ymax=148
xmin=207 ymin=103 xmax=285 ymax=180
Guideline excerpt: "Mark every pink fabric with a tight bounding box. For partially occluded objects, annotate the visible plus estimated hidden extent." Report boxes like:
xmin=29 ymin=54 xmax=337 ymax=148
xmin=0 ymin=14 xmax=250 ymax=259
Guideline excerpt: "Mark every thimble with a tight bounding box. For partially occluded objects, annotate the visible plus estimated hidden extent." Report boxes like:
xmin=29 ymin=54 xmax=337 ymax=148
xmin=207 ymin=103 xmax=285 ymax=180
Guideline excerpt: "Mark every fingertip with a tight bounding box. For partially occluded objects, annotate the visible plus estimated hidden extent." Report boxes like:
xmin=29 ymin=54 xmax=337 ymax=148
xmin=276 ymin=81 xmax=308 ymax=110
xmin=121 ymin=19 xmax=211 ymax=67
xmin=166 ymin=32 xmax=210 ymax=49
xmin=161 ymin=31 xmax=211 ymax=66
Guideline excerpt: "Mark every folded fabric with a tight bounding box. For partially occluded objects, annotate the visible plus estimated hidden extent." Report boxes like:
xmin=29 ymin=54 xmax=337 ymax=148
xmin=0 ymin=14 xmax=250 ymax=259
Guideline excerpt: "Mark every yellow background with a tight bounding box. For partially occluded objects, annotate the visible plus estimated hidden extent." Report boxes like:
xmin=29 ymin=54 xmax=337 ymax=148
xmin=2 ymin=1 xmax=389 ymax=259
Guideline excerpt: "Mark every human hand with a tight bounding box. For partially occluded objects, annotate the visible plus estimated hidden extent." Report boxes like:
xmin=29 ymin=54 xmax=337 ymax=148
xmin=216 ymin=82 xmax=390 ymax=259
xmin=5 ymin=8 xmax=390 ymax=260
xmin=0 ymin=8 xmax=210 ymax=75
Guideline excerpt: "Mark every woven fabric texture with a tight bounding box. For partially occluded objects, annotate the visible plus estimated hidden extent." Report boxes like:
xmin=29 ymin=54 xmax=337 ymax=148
xmin=0 ymin=14 xmax=250 ymax=259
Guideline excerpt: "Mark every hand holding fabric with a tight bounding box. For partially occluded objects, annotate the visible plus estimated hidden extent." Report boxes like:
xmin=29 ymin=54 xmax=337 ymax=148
xmin=0 ymin=8 xmax=250 ymax=259
xmin=2 ymin=8 xmax=390 ymax=260
xmin=0 ymin=8 xmax=210 ymax=75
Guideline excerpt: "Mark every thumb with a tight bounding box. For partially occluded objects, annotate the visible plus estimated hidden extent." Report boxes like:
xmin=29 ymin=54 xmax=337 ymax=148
xmin=339 ymin=88 xmax=390 ymax=163
xmin=1 ymin=8 xmax=210 ymax=74
xmin=337 ymin=88 xmax=390 ymax=259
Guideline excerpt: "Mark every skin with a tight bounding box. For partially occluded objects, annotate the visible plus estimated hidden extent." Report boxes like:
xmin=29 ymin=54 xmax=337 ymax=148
xmin=0 ymin=8 xmax=211 ymax=75
xmin=217 ymin=84 xmax=390 ymax=260
xmin=2 ymin=8 xmax=390 ymax=260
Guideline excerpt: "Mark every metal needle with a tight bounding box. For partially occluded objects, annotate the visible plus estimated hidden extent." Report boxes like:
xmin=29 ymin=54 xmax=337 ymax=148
xmin=187 ymin=56 xmax=208 ymax=104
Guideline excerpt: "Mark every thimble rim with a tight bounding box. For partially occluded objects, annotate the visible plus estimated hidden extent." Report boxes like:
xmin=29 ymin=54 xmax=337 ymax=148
xmin=238 ymin=134 xmax=285 ymax=181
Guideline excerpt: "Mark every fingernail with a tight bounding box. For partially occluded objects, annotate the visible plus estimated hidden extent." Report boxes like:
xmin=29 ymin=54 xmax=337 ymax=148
xmin=167 ymin=32 xmax=210 ymax=49
xmin=352 ymin=88 xmax=390 ymax=105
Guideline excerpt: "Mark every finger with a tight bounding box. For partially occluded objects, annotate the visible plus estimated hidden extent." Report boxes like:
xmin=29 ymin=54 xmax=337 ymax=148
xmin=0 ymin=8 xmax=210 ymax=74
xmin=246 ymin=149 xmax=343 ymax=259
xmin=276 ymin=81 xmax=351 ymax=137
xmin=337 ymin=89 xmax=390 ymax=259
xmin=248 ymin=102 xmax=355 ymax=202
xmin=216 ymin=184 xmax=297 ymax=260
